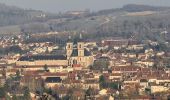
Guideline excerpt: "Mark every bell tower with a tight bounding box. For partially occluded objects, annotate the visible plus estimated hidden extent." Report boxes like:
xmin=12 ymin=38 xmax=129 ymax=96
xmin=66 ymin=36 xmax=73 ymax=58
xmin=78 ymin=33 xmax=84 ymax=57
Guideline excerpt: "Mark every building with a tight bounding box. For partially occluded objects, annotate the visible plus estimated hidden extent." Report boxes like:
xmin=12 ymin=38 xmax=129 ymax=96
xmin=16 ymin=34 xmax=94 ymax=68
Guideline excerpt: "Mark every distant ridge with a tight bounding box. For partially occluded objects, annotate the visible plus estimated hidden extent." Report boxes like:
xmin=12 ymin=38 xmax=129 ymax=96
xmin=122 ymin=4 xmax=170 ymax=12
xmin=94 ymin=4 xmax=170 ymax=16
xmin=0 ymin=3 xmax=57 ymax=27
xmin=0 ymin=3 xmax=170 ymax=35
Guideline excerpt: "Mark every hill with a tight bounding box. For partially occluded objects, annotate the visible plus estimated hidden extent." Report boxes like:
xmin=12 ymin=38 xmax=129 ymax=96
xmin=1 ymin=3 xmax=170 ymax=43
xmin=122 ymin=4 xmax=170 ymax=12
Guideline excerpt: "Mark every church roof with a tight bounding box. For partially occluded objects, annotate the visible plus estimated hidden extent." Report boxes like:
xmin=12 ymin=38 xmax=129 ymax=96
xmin=68 ymin=33 xmax=84 ymax=44
xmin=51 ymin=49 xmax=66 ymax=55
xmin=18 ymin=55 xmax=67 ymax=61
xmin=71 ymin=49 xmax=78 ymax=57
xmin=71 ymin=49 xmax=91 ymax=57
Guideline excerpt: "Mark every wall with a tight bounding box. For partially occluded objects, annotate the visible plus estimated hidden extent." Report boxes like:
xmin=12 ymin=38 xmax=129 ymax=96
xmin=16 ymin=60 xmax=68 ymax=66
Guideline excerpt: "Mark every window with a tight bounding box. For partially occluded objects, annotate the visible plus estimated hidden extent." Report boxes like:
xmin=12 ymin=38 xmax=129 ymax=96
xmin=79 ymin=44 xmax=81 ymax=48
xmin=68 ymin=44 xmax=71 ymax=48
xmin=73 ymin=59 xmax=77 ymax=64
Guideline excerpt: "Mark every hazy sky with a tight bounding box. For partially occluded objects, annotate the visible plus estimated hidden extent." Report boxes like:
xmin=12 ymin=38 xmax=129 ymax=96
xmin=0 ymin=0 xmax=169 ymax=13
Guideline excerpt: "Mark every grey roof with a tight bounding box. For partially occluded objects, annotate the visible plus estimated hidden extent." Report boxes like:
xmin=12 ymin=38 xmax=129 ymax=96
xmin=84 ymin=49 xmax=91 ymax=56
xmin=45 ymin=77 xmax=62 ymax=83
xmin=51 ymin=49 xmax=66 ymax=55
xmin=71 ymin=49 xmax=78 ymax=57
xmin=98 ymin=56 xmax=111 ymax=60
xmin=71 ymin=48 xmax=91 ymax=57
xmin=18 ymin=55 xmax=67 ymax=61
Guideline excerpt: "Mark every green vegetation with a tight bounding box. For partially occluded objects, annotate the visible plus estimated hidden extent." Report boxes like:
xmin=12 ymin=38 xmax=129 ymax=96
xmin=0 ymin=45 xmax=24 ymax=55
xmin=23 ymin=86 xmax=31 ymax=100
xmin=109 ymin=82 xmax=119 ymax=90
xmin=93 ymin=60 xmax=110 ymax=70
xmin=0 ymin=86 xmax=6 ymax=98
xmin=12 ymin=95 xmax=17 ymax=100
xmin=99 ymin=75 xmax=119 ymax=90
xmin=43 ymin=64 xmax=49 ymax=72
xmin=85 ymin=87 xmax=95 ymax=100
xmin=99 ymin=75 xmax=107 ymax=89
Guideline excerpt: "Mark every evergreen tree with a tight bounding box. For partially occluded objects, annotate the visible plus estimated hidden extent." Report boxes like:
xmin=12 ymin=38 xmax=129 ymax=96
xmin=47 ymin=88 xmax=53 ymax=95
xmin=23 ymin=86 xmax=31 ymax=100
xmin=85 ymin=87 xmax=94 ymax=100
xmin=0 ymin=86 xmax=6 ymax=98
xmin=99 ymin=75 xmax=107 ymax=89
xmin=43 ymin=64 xmax=49 ymax=72
xmin=109 ymin=82 xmax=119 ymax=90
xmin=3 ymin=80 xmax=9 ymax=91
xmin=16 ymin=70 xmax=21 ymax=81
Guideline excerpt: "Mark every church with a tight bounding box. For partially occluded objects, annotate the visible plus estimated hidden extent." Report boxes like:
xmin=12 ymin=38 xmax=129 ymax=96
xmin=16 ymin=34 xmax=94 ymax=68
xmin=66 ymin=34 xmax=94 ymax=67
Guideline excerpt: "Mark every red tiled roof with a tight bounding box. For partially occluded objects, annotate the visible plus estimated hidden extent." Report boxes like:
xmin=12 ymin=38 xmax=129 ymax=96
xmin=72 ymin=64 xmax=82 ymax=68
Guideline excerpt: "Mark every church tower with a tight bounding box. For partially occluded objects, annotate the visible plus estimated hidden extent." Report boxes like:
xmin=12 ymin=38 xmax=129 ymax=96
xmin=77 ymin=33 xmax=84 ymax=57
xmin=66 ymin=36 xmax=73 ymax=58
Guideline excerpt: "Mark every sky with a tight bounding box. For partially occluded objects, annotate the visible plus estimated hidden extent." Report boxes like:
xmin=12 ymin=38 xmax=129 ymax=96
xmin=0 ymin=0 xmax=169 ymax=13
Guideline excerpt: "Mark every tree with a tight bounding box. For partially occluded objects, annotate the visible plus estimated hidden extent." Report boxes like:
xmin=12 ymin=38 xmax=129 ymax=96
xmin=85 ymin=87 xmax=95 ymax=100
xmin=0 ymin=86 xmax=6 ymax=98
xmin=7 ymin=45 xmax=22 ymax=53
xmin=46 ymin=88 xmax=53 ymax=95
xmin=145 ymin=88 xmax=151 ymax=95
xmin=16 ymin=70 xmax=21 ymax=81
xmin=3 ymin=80 xmax=9 ymax=91
xmin=99 ymin=75 xmax=107 ymax=89
xmin=93 ymin=60 xmax=110 ymax=70
xmin=23 ymin=86 xmax=31 ymax=100
xmin=167 ymin=95 xmax=170 ymax=100
xmin=52 ymin=93 xmax=59 ymax=100
xmin=109 ymin=82 xmax=119 ymax=90
xmin=63 ymin=88 xmax=74 ymax=100
xmin=5 ymin=94 xmax=11 ymax=100
xmin=43 ymin=64 xmax=49 ymax=72
xmin=12 ymin=94 xmax=17 ymax=100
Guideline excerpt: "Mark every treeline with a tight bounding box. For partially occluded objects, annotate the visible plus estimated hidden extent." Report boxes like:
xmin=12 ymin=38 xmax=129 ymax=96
xmin=0 ymin=3 xmax=60 ymax=27
xmin=0 ymin=45 xmax=24 ymax=55
xmin=1 ymin=3 xmax=170 ymax=44
xmin=122 ymin=4 xmax=170 ymax=12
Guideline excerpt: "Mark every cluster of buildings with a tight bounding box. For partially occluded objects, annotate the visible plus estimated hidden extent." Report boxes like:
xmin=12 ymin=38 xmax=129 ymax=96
xmin=0 ymin=34 xmax=170 ymax=99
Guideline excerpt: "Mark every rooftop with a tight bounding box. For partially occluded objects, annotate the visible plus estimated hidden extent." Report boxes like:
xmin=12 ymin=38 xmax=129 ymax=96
xmin=71 ymin=48 xmax=91 ymax=57
xmin=45 ymin=77 xmax=62 ymax=83
xmin=18 ymin=55 xmax=67 ymax=61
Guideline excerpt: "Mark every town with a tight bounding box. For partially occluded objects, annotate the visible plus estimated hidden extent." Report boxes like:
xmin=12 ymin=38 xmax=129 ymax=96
xmin=0 ymin=31 xmax=170 ymax=100
xmin=1 ymin=1 xmax=170 ymax=100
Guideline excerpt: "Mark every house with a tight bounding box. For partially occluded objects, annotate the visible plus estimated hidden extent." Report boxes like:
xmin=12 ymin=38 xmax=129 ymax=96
xmin=150 ymin=85 xmax=169 ymax=93
xmin=83 ymin=80 xmax=100 ymax=89
xmin=45 ymin=77 xmax=62 ymax=88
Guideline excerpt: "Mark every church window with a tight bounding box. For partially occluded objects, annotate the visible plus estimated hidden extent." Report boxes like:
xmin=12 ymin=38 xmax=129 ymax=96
xmin=68 ymin=44 xmax=71 ymax=48
xmin=73 ymin=59 xmax=77 ymax=64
